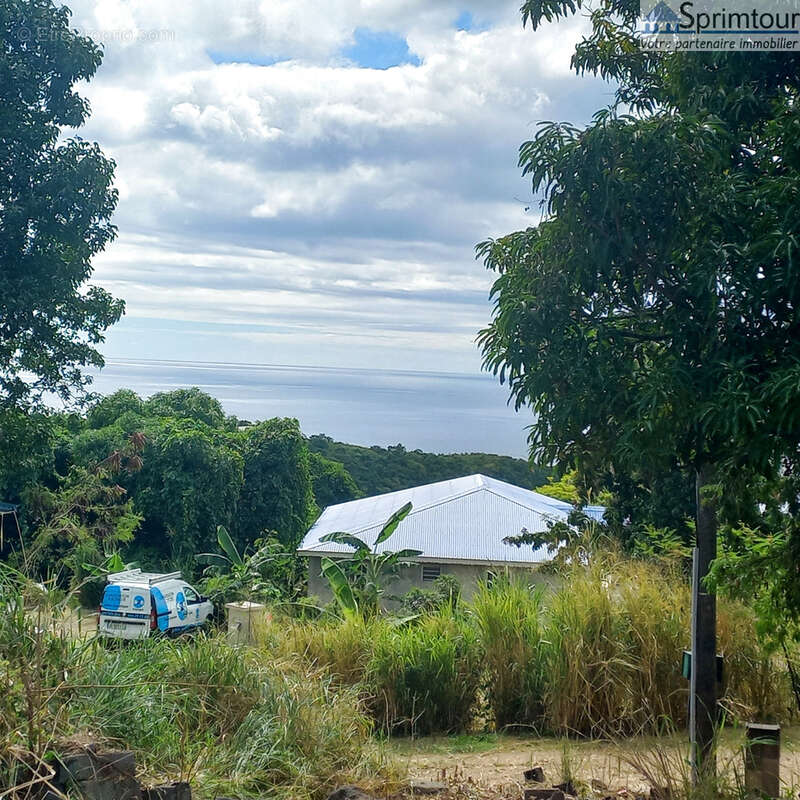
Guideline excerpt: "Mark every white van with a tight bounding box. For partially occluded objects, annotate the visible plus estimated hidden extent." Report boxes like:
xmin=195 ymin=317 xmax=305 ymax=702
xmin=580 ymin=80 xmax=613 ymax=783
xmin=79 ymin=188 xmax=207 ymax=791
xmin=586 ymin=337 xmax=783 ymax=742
xmin=98 ymin=569 xmax=214 ymax=640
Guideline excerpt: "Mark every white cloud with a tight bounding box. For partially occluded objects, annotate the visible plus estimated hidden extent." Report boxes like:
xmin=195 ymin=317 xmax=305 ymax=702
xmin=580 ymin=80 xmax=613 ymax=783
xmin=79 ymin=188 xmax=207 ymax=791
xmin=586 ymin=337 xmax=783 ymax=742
xmin=69 ymin=0 xmax=609 ymax=372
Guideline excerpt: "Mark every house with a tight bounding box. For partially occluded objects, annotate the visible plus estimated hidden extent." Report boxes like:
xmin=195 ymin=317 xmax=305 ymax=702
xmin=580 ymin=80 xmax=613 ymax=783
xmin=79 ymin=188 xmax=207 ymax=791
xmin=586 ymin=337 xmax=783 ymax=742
xmin=297 ymin=473 xmax=605 ymax=602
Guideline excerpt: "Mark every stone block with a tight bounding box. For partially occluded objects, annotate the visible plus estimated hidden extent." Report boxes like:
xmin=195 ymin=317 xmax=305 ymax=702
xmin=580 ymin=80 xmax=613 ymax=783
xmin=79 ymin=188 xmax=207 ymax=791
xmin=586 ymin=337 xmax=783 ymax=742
xmin=143 ymin=782 xmax=191 ymax=800
xmin=524 ymin=789 xmax=565 ymax=800
xmin=410 ymin=780 xmax=447 ymax=794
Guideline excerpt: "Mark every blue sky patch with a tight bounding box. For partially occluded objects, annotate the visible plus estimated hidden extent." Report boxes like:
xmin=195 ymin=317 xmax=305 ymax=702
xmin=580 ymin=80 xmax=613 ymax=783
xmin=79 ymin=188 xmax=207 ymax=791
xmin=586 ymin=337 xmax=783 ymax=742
xmin=207 ymin=49 xmax=283 ymax=66
xmin=455 ymin=11 xmax=474 ymax=30
xmin=453 ymin=11 xmax=489 ymax=32
xmin=342 ymin=28 xmax=421 ymax=69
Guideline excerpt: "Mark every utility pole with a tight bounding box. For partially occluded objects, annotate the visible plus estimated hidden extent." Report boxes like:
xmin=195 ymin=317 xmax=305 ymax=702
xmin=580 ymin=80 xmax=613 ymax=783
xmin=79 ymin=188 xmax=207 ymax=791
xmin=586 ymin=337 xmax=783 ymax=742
xmin=690 ymin=463 xmax=718 ymax=781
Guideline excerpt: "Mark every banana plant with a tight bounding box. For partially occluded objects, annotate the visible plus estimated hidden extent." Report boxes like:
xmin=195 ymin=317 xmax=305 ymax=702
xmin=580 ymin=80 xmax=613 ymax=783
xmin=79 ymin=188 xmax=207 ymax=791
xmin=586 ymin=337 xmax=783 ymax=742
xmin=320 ymin=502 xmax=420 ymax=616
xmin=197 ymin=525 xmax=280 ymax=605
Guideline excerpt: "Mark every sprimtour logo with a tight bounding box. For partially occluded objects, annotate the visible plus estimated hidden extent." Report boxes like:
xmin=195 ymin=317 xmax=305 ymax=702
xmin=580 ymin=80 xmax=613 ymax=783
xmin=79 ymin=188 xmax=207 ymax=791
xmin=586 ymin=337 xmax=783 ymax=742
xmin=637 ymin=0 xmax=800 ymax=49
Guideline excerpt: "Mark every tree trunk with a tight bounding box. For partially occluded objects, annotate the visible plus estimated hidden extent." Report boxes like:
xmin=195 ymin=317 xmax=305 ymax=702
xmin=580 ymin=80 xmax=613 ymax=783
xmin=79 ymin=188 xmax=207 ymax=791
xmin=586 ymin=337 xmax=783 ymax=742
xmin=691 ymin=462 xmax=718 ymax=779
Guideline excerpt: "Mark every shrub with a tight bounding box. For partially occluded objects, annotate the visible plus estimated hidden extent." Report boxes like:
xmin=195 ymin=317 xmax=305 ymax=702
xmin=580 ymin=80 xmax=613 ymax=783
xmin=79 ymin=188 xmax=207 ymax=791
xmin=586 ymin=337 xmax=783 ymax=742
xmin=400 ymin=574 xmax=461 ymax=615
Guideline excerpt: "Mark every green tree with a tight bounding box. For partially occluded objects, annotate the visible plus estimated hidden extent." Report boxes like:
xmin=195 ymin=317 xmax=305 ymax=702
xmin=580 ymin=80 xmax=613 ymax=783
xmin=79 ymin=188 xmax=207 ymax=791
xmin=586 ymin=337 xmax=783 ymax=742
xmin=145 ymin=388 xmax=228 ymax=429
xmin=309 ymin=451 xmax=361 ymax=509
xmin=131 ymin=419 xmax=244 ymax=562
xmin=86 ymin=390 xmax=144 ymax=429
xmin=0 ymin=0 xmax=123 ymax=409
xmin=307 ymin=434 xmax=548 ymax=496
xmin=25 ymin=464 xmax=142 ymax=603
xmin=237 ymin=419 xmax=314 ymax=549
xmin=478 ymin=10 xmax=800 ymax=767
xmin=0 ymin=410 xmax=56 ymax=504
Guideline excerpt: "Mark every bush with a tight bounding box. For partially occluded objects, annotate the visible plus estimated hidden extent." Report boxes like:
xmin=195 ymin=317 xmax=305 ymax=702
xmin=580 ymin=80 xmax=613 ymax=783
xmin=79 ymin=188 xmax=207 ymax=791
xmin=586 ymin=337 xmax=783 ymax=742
xmin=366 ymin=609 xmax=483 ymax=736
xmin=401 ymin=574 xmax=461 ymax=614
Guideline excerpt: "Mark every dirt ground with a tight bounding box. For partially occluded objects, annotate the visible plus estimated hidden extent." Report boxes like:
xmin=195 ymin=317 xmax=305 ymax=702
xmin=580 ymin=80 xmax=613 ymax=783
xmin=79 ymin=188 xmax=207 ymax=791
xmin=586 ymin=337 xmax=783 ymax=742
xmin=391 ymin=729 xmax=800 ymax=795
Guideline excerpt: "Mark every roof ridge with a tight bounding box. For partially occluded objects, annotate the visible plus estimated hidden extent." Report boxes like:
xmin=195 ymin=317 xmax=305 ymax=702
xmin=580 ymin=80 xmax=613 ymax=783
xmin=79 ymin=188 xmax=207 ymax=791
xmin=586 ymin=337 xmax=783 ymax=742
xmin=483 ymin=486 xmax=563 ymax=520
xmin=342 ymin=482 xmax=487 ymax=538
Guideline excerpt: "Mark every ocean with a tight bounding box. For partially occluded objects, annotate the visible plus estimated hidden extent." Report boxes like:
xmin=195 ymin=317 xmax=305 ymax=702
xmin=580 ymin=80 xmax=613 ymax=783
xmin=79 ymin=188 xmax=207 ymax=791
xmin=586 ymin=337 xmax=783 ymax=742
xmin=89 ymin=359 xmax=531 ymax=458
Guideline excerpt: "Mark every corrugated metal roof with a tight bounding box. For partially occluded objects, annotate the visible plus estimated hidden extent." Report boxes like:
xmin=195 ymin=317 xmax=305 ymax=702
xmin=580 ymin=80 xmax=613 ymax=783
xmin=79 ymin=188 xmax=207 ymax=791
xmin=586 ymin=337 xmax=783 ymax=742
xmin=297 ymin=474 xmax=605 ymax=566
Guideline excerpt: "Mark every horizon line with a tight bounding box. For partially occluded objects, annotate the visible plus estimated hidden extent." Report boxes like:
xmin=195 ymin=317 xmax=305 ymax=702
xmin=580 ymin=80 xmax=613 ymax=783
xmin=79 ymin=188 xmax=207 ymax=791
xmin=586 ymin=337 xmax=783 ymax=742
xmin=99 ymin=355 xmax=493 ymax=381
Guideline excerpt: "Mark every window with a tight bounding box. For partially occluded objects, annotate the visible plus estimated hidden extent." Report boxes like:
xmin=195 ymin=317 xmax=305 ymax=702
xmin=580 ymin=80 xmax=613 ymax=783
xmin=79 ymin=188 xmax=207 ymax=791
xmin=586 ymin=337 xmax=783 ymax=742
xmin=422 ymin=564 xmax=441 ymax=582
xmin=183 ymin=586 xmax=200 ymax=604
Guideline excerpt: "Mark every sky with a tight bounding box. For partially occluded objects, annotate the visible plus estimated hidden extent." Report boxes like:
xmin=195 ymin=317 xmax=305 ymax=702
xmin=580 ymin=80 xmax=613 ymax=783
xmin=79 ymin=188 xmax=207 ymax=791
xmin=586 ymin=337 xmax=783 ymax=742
xmin=67 ymin=0 xmax=613 ymax=375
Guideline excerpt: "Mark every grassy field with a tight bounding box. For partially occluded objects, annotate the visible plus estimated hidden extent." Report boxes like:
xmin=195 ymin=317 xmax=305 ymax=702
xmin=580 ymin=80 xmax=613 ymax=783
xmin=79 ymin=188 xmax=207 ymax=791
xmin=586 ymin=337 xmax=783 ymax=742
xmin=3 ymin=554 xmax=799 ymax=800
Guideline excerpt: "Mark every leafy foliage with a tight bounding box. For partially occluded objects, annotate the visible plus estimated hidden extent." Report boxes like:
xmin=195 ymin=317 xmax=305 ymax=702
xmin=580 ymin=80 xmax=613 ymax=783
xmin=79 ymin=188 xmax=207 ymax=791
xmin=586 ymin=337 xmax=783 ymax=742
xmin=198 ymin=525 xmax=300 ymax=607
xmin=320 ymin=502 xmax=418 ymax=617
xmin=401 ymin=574 xmax=461 ymax=615
xmin=479 ymin=1 xmax=800 ymax=702
xmin=0 ymin=0 xmax=123 ymax=409
xmin=308 ymin=435 xmax=549 ymax=496
xmin=237 ymin=418 xmax=315 ymax=549
xmin=309 ymin=451 xmax=362 ymax=508
xmin=145 ymin=388 xmax=229 ymax=429
xmin=24 ymin=462 xmax=142 ymax=603
xmin=131 ymin=418 xmax=244 ymax=562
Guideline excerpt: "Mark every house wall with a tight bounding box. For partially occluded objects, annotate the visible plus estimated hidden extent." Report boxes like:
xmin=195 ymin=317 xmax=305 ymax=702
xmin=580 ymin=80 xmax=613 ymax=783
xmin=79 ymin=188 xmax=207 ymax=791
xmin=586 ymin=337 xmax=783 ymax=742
xmin=306 ymin=556 xmax=555 ymax=607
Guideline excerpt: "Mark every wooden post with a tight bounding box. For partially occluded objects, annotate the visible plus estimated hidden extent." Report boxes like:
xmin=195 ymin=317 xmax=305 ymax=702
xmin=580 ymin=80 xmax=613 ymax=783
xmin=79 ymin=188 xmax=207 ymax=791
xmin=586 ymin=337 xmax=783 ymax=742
xmin=744 ymin=723 xmax=780 ymax=798
xmin=691 ymin=464 xmax=717 ymax=780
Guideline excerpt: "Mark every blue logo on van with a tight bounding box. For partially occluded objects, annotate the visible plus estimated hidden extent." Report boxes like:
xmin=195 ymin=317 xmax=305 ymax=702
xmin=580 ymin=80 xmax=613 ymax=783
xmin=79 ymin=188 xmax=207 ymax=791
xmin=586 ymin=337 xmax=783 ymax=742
xmin=133 ymin=595 xmax=145 ymax=609
xmin=102 ymin=584 xmax=121 ymax=611
xmin=176 ymin=591 xmax=187 ymax=620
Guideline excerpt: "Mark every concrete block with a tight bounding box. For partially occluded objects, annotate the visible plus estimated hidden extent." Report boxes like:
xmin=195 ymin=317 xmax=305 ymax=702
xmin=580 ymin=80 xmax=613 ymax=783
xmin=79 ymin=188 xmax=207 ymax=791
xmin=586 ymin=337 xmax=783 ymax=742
xmin=225 ymin=601 xmax=269 ymax=645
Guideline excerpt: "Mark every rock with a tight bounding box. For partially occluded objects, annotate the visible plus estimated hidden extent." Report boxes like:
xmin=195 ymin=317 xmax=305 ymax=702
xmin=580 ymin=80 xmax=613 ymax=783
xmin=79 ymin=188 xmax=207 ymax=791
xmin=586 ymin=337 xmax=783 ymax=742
xmin=51 ymin=748 xmax=141 ymax=800
xmin=555 ymin=782 xmax=576 ymax=797
xmin=76 ymin=776 xmax=142 ymax=800
xmin=410 ymin=780 xmax=447 ymax=794
xmin=524 ymin=789 xmax=565 ymax=800
xmin=524 ymin=768 xmax=546 ymax=784
xmin=58 ymin=751 xmax=137 ymax=782
xmin=325 ymin=787 xmax=376 ymax=800
xmin=143 ymin=783 xmax=192 ymax=800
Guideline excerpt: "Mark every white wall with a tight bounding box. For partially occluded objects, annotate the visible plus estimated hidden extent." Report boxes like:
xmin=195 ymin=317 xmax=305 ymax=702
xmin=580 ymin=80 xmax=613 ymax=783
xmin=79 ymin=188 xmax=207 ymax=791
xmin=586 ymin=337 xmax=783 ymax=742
xmin=306 ymin=556 xmax=554 ymax=607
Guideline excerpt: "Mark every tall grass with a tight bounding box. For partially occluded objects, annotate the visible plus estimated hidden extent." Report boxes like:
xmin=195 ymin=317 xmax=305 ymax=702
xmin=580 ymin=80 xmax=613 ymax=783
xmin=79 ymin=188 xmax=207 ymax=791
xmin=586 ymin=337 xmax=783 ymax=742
xmin=0 ymin=563 xmax=388 ymax=800
xmin=472 ymin=578 xmax=548 ymax=729
xmin=278 ymin=614 xmax=376 ymax=686
xmin=546 ymin=557 xmax=689 ymax=736
xmin=366 ymin=609 xmax=484 ymax=736
xmin=268 ymin=551 xmax=796 ymax=739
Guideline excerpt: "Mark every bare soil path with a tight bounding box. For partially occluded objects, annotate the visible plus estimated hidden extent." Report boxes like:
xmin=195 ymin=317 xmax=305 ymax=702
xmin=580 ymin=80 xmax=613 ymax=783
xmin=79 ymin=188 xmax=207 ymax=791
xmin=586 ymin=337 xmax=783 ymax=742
xmin=390 ymin=729 xmax=800 ymax=796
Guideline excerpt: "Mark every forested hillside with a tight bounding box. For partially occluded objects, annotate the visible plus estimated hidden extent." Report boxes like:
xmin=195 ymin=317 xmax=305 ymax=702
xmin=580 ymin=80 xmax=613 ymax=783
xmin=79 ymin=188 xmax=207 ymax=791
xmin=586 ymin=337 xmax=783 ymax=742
xmin=307 ymin=434 xmax=549 ymax=497
xmin=0 ymin=388 xmax=548 ymax=585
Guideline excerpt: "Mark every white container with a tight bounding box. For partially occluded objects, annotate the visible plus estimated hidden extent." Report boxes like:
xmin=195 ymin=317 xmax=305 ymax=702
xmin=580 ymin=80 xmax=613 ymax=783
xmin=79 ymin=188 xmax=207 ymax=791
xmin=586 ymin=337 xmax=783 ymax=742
xmin=225 ymin=601 xmax=269 ymax=644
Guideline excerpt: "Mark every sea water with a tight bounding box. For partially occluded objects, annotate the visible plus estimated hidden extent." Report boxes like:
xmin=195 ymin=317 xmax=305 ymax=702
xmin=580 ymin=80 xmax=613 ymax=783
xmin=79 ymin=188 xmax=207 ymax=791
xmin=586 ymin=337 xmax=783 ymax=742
xmin=88 ymin=358 xmax=530 ymax=458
